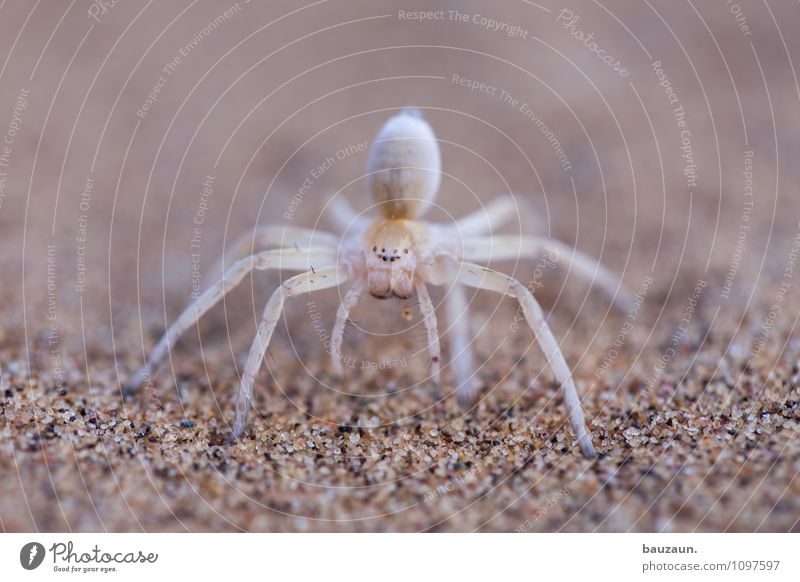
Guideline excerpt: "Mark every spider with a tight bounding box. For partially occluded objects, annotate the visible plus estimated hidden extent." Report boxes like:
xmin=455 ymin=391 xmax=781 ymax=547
xmin=127 ymin=108 xmax=631 ymax=458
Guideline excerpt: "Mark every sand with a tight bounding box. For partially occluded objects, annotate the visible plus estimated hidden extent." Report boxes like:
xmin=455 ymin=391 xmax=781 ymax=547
xmin=0 ymin=0 xmax=798 ymax=531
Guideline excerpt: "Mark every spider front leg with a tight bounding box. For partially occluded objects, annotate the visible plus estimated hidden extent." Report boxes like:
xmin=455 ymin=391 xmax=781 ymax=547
xmin=453 ymin=260 xmax=597 ymax=458
xmin=445 ymin=282 xmax=478 ymax=406
xmin=433 ymin=256 xmax=478 ymax=406
xmin=462 ymin=235 xmax=633 ymax=312
xmin=330 ymin=281 xmax=364 ymax=376
xmin=235 ymin=265 xmax=344 ymax=436
xmin=329 ymin=280 xmax=441 ymax=383
xmin=126 ymin=246 xmax=335 ymax=394
xmin=415 ymin=281 xmax=441 ymax=384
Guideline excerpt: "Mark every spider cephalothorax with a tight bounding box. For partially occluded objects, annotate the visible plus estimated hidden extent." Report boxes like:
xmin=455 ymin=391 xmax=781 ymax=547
xmin=128 ymin=108 xmax=633 ymax=458
xmin=365 ymin=220 xmax=418 ymax=299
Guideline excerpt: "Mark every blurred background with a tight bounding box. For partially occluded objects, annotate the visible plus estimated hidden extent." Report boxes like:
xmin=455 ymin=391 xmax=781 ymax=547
xmin=0 ymin=0 xmax=798 ymax=532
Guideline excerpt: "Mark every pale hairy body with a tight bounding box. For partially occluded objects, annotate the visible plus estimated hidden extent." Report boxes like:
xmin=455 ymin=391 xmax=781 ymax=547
xmin=128 ymin=108 xmax=631 ymax=458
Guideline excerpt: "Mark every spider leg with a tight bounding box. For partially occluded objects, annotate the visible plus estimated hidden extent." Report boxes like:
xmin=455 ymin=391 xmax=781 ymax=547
xmin=450 ymin=194 xmax=534 ymax=237
xmin=127 ymin=247 xmax=335 ymax=393
xmin=462 ymin=235 xmax=633 ymax=312
xmin=211 ymin=225 xmax=340 ymax=279
xmin=445 ymin=282 xmax=478 ymax=406
xmin=326 ymin=194 xmax=370 ymax=235
xmin=454 ymin=260 xmax=596 ymax=458
xmin=415 ymin=280 xmax=441 ymax=384
xmin=330 ymin=281 xmax=365 ymax=376
xmin=234 ymin=265 xmax=344 ymax=436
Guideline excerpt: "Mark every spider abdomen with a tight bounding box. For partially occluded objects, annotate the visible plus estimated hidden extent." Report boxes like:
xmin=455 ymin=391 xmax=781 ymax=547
xmin=366 ymin=108 xmax=441 ymax=219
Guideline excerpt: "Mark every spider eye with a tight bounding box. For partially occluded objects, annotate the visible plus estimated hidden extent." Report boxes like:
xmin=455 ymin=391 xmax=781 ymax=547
xmin=381 ymin=248 xmax=385 ymax=253
xmin=404 ymin=249 xmax=408 ymax=254
xmin=372 ymin=246 xmax=377 ymax=252
xmin=393 ymin=249 xmax=398 ymax=254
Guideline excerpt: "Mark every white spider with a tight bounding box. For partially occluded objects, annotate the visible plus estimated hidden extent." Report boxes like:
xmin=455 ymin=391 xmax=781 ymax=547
xmin=128 ymin=108 xmax=631 ymax=458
